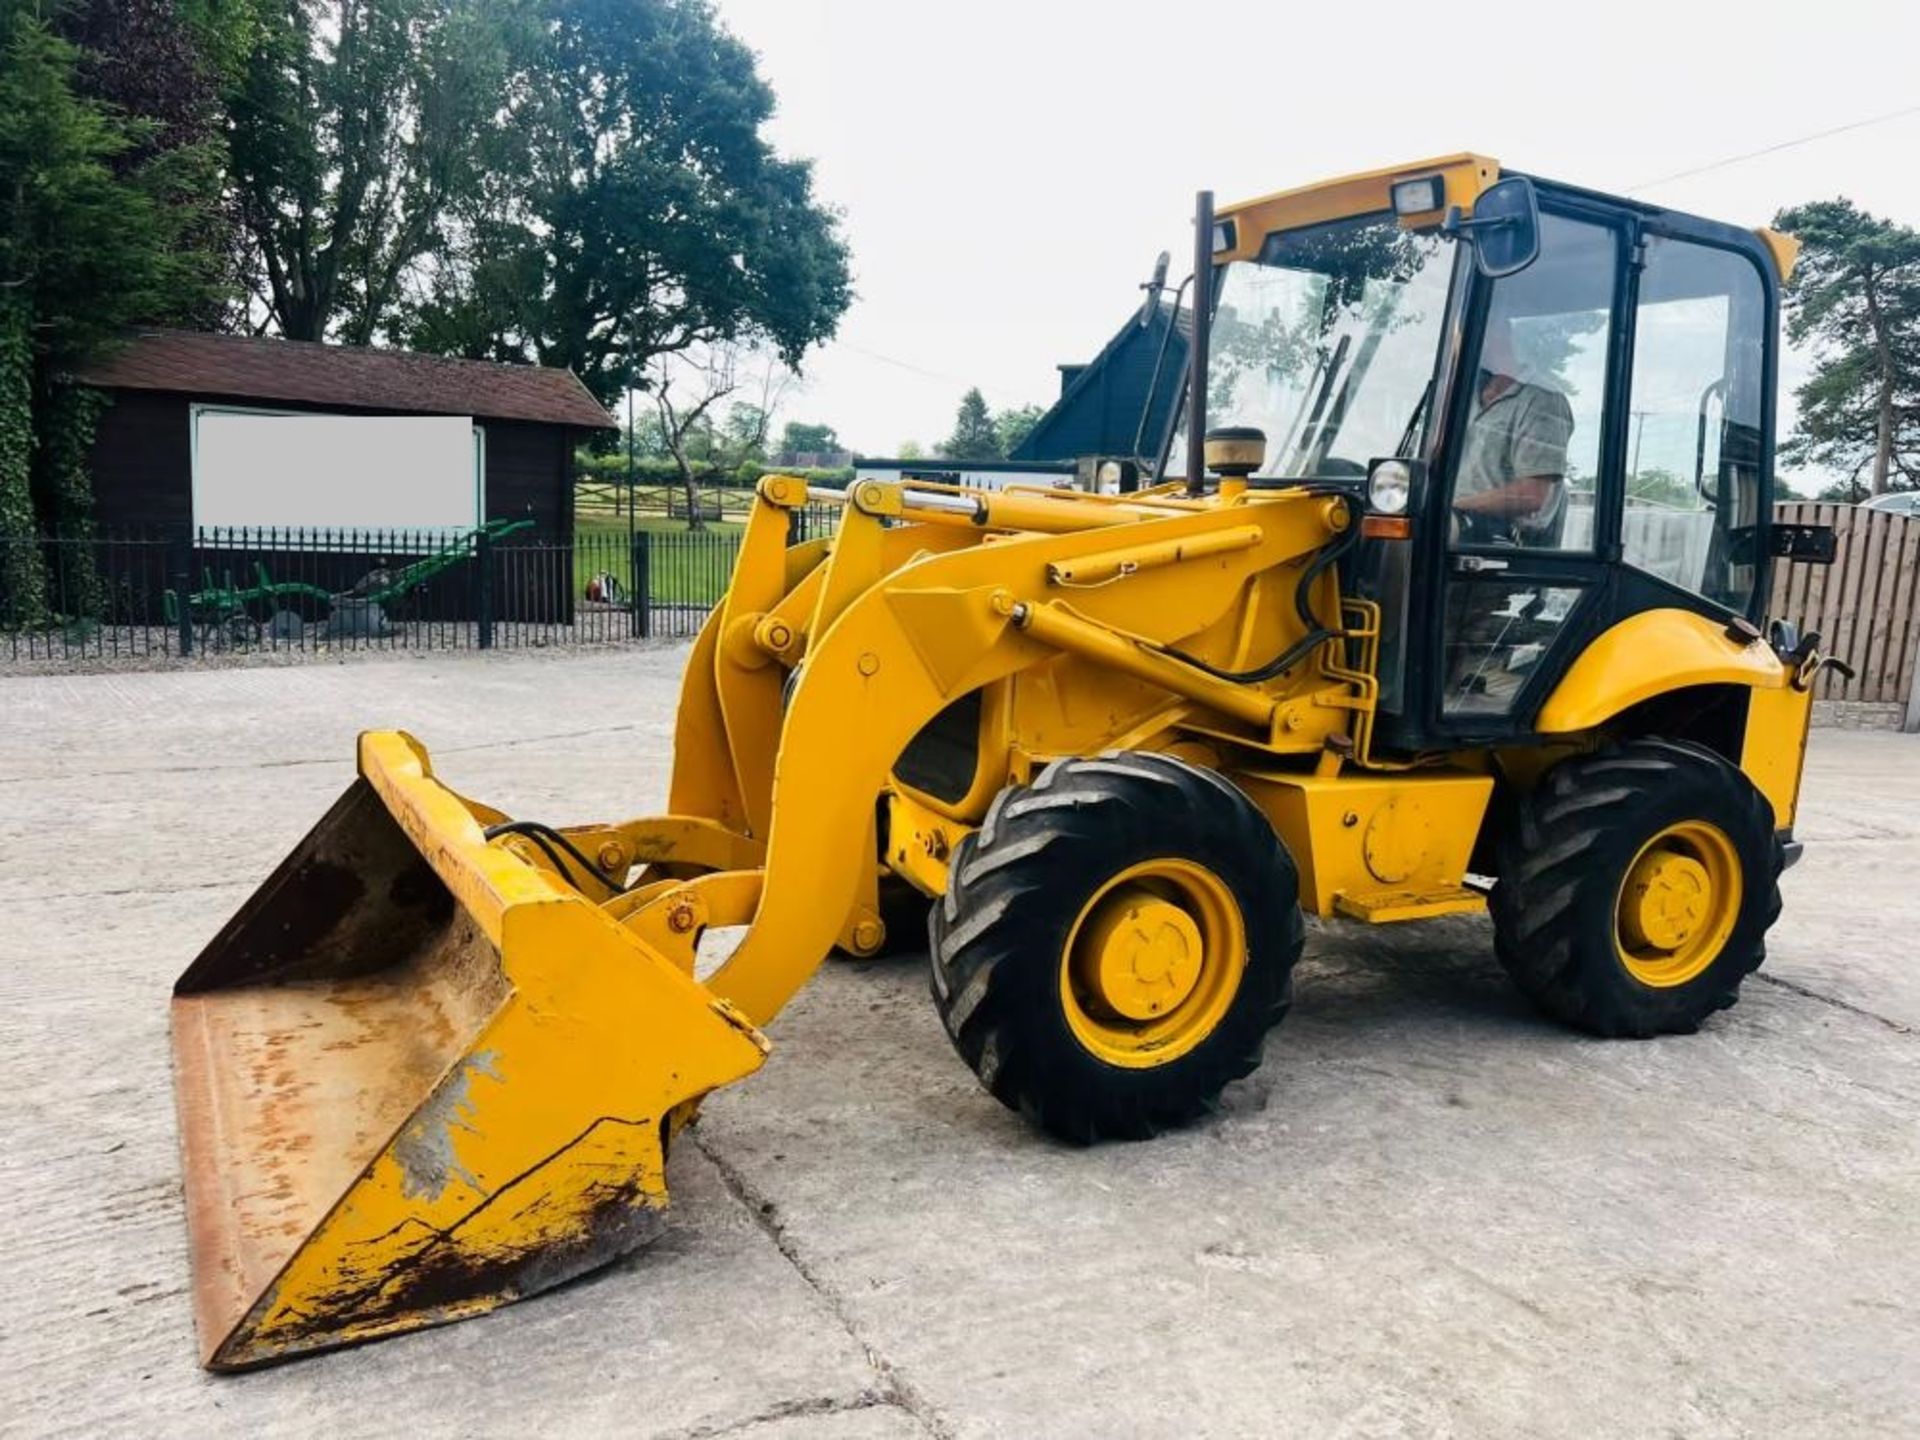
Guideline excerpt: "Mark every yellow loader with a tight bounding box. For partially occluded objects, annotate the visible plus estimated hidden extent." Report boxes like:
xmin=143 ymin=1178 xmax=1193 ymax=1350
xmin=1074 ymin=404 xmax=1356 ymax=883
xmin=172 ymin=155 xmax=1844 ymax=1369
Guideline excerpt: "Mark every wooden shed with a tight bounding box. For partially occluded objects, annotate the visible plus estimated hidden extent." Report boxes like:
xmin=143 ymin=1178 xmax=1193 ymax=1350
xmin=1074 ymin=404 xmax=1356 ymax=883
xmin=76 ymin=329 xmax=615 ymax=538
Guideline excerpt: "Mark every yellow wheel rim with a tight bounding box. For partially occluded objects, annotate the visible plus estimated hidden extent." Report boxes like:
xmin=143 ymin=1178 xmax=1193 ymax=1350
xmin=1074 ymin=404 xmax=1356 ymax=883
xmin=1060 ymin=858 xmax=1246 ymax=1068
xmin=1614 ymin=820 xmax=1742 ymax=988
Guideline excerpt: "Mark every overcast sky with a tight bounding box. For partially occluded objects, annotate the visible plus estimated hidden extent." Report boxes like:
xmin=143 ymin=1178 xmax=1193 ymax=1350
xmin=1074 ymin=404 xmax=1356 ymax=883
xmin=709 ymin=0 xmax=1920 ymax=474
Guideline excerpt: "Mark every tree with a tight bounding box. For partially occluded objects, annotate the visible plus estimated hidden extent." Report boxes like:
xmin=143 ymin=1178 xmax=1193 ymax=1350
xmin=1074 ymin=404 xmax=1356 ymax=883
xmin=940 ymin=388 xmax=1001 ymax=460
xmin=719 ymin=403 xmax=772 ymax=466
xmin=1775 ymin=200 xmax=1920 ymax=496
xmin=896 ymin=439 xmax=927 ymax=460
xmin=56 ymin=0 xmax=244 ymax=328
xmin=1814 ymin=474 xmax=1870 ymax=503
xmin=651 ymin=344 xmax=789 ymax=529
xmin=994 ymin=402 xmax=1044 ymax=458
xmin=0 ymin=2 xmax=225 ymax=365
xmin=779 ymin=420 xmax=838 ymax=458
xmin=0 ymin=0 xmax=225 ymax=615
xmin=227 ymin=0 xmax=509 ymax=343
xmin=1624 ymin=465 xmax=1697 ymax=511
xmin=407 ymin=0 xmax=851 ymax=406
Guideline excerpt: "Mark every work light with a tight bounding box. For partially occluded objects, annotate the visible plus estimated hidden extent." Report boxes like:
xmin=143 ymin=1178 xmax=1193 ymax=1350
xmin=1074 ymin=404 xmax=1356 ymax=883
xmin=1390 ymin=176 xmax=1446 ymax=217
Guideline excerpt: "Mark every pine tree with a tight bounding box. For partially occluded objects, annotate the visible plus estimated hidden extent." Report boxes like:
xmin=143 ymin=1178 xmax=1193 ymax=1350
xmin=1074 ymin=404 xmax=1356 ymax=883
xmin=1775 ymin=200 xmax=1920 ymax=497
xmin=940 ymin=388 xmax=1002 ymax=461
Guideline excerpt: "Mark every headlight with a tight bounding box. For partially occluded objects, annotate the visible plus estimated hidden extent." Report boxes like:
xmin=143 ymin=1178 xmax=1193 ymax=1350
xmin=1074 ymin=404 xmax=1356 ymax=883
xmin=1097 ymin=460 xmax=1123 ymax=489
xmin=1368 ymin=458 xmax=1412 ymax=515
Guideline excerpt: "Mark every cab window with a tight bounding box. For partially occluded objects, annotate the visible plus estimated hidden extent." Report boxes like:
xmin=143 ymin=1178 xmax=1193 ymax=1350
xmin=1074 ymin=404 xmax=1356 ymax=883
xmin=1623 ymin=237 xmax=1767 ymax=613
xmin=1447 ymin=212 xmax=1617 ymax=554
xmin=1440 ymin=212 xmax=1618 ymax=717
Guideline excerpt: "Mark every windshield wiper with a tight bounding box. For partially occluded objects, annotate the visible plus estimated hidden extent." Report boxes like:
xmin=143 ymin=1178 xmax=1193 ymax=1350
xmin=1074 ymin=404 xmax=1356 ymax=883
xmin=1283 ymin=334 xmax=1350 ymax=475
xmin=1309 ymin=326 xmax=1389 ymax=472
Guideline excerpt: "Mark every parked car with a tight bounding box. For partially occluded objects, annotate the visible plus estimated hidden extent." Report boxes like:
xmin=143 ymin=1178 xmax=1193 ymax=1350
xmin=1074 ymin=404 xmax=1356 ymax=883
xmin=1861 ymin=491 xmax=1920 ymax=516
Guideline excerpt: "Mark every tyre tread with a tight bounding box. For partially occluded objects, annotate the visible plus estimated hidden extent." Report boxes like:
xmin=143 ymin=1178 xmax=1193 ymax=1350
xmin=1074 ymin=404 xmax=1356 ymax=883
xmin=1490 ymin=738 xmax=1782 ymax=1038
xmin=930 ymin=752 xmax=1304 ymax=1141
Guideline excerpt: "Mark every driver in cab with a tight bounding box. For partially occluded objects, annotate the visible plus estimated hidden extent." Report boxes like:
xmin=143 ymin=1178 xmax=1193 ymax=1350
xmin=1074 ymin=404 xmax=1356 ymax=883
xmin=1451 ymin=308 xmax=1574 ymax=546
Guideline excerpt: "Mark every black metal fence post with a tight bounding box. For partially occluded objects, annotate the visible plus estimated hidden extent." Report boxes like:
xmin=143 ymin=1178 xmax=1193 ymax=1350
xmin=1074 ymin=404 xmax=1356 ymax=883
xmin=632 ymin=530 xmax=652 ymax=639
xmin=173 ymin=535 xmax=194 ymax=658
xmin=475 ymin=527 xmax=494 ymax=650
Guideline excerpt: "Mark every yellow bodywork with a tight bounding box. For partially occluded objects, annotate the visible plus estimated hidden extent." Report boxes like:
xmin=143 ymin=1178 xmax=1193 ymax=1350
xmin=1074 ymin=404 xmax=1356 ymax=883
xmin=1212 ymin=153 xmax=1499 ymax=262
xmin=1536 ymin=608 xmax=1814 ymax=826
xmin=168 ymin=162 xmax=1822 ymax=1372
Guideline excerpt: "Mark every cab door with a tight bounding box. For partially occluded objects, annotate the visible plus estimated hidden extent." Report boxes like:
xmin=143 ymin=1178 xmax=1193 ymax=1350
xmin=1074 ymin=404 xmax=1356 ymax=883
xmin=1428 ymin=205 xmax=1628 ymax=737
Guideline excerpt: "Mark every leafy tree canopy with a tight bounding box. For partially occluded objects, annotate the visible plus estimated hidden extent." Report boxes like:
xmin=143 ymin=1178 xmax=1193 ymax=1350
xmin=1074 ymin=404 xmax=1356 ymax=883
xmin=228 ymin=0 xmax=511 ymax=343
xmin=780 ymin=420 xmax=838 ymax=456
xmin=54 ymin=0 xmax=241 ymax=329
xmin=404 ymin=0 xmax=851 ymax=405
xmin=994 ymin=403 xmax=1044 ymax=458
xmin=0 ymin=0 xmax=232 ymax=610
xmin=0 ymin=0 xmax=225 ymax=367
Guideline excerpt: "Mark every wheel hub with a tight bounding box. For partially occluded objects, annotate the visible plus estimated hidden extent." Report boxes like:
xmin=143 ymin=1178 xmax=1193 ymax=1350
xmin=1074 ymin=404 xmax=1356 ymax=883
xmin=1621 ymin=849 xmax=1712 ymax=952
xmin=1079 ymin=890 xmax=1203 ymax=1020
xmin=1058 ymin=856 xmax=1249 ymax=1068
xmin=1612 ymin=820 xmax=1743 ymax=989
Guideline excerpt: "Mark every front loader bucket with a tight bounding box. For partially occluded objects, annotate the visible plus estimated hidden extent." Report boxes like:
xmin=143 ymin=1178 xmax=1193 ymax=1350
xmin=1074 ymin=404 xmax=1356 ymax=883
xmin=170 ymin=732 xmax=769 ymax=1370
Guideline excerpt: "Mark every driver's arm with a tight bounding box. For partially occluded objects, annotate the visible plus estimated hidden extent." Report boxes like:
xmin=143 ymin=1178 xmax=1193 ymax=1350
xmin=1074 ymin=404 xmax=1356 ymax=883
xmin=1454 ymin=474 xmax=1557 ymax=518
xmin=1456 ymin=388 xmax=1573 ymax=526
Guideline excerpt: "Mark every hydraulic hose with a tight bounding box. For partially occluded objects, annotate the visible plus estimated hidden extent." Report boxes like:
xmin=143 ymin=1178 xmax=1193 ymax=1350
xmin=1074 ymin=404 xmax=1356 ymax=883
xmin=1155 ymin=490 xmax=1361 ymax=685
xmin=482 ymin=819 xmax=631 ymax=893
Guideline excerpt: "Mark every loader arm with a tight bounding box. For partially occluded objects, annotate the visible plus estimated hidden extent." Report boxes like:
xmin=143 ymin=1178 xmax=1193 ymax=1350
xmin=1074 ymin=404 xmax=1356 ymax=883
xmin=702 ymin=483 xmax=1351 ymax=1025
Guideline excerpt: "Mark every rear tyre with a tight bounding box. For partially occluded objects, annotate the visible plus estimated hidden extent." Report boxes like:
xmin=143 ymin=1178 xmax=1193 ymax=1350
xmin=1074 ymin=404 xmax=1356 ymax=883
xmin=930 ymin=752 xmax=1302 ymax=1142
xmin=1490 ymin=738 xmax=1782 ymax=1038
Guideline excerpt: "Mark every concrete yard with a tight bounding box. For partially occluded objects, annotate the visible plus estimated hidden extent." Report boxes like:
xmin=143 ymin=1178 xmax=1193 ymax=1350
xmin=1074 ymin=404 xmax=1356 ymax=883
xmin=3 ymin=648 xmax=1916 ymax=1438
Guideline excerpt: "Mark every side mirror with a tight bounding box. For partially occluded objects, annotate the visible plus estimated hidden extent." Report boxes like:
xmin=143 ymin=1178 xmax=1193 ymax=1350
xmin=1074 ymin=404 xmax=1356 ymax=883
xmin=1443 ymin=176 xmax=1541 ymax=279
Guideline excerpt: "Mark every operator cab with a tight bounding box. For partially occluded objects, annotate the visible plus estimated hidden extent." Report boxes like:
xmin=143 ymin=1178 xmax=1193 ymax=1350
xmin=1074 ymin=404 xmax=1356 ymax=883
xmin=1166 ymin=155 xmax=1793 ymax=752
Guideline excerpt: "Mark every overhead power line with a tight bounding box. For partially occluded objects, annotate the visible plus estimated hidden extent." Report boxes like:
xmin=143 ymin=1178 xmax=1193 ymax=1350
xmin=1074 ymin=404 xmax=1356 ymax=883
xmin=833 ymin=341 xmax=1032 ymax=407
xmin=1628 ymin=102 xmax=1920 ymax=194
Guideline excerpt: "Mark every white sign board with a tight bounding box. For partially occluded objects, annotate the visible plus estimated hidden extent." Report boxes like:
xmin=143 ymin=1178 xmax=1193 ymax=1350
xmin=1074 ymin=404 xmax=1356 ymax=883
xmin=191 ymin=409 xmax=483 ymax=533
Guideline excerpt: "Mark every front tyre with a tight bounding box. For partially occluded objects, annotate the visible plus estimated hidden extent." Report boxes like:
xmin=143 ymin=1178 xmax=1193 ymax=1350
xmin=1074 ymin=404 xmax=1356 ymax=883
xmin=930 ymin=752 xmax=1303 ymax=1142
xmin=1490 ymin=738 xmax=1783 ymax=1037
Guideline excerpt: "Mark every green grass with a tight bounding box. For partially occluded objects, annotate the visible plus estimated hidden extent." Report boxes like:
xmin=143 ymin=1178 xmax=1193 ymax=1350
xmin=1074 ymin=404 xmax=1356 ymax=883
xmin=573 ymin=514 xmax=743 ymax=606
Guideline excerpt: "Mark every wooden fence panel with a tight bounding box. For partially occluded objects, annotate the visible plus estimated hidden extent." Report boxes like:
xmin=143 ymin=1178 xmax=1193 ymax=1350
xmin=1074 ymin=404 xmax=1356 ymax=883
xmin=1886 ymin=516 xmax=1920 ymax=708
xmin=1769 ymin=501 xmax=1920 ymax=712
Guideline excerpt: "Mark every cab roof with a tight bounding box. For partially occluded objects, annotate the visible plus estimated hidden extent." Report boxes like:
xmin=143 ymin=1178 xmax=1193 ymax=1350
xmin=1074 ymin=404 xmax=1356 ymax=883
xmin=1213 ymin=154 xmax=1797 ymax=280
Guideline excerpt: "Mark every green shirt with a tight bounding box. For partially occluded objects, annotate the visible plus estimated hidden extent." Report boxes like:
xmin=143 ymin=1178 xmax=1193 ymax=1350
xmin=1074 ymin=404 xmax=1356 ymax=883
xmin=1457 ymin=375 xmax=1575 ymax=538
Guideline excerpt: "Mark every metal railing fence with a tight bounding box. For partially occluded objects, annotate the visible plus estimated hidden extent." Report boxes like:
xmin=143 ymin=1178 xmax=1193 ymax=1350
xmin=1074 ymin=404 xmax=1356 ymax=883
xmin=0 ymin=522 xmax=767 ymax=663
